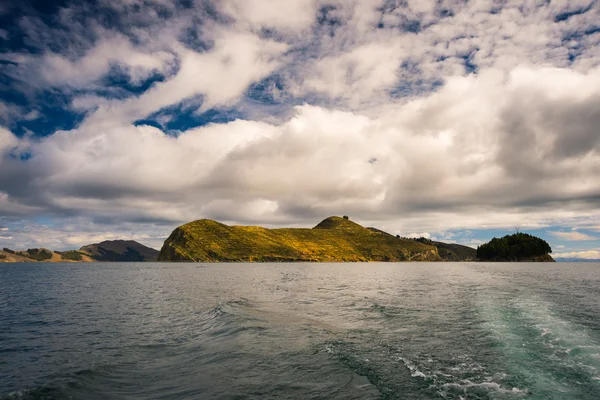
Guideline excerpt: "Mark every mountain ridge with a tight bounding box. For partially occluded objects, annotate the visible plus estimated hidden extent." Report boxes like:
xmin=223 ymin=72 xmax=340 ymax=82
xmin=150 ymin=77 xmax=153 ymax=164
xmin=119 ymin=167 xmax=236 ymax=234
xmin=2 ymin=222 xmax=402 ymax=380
xmin=80 ymin=240 xmax=159 ymax=262
xmin=158 ymin=216 xmax=476 ymax=262
xmin=0 ymin=240 xmax=159 ymax=263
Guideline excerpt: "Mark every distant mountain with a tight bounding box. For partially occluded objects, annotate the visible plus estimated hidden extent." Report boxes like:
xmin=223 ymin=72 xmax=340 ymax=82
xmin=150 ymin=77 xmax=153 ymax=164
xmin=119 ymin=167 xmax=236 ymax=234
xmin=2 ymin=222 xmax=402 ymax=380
xmin=158 ymin=216 xmax=473 ymax=262
xmin=410 ymin=238 xmax=477 ymax=261
xmin=0 ymin=241 xmax=158 ymax=263
xmin=80 ymin=240 xmax=159 ymax=262
xmin=476 ymin=233 xmax=555 ymax=262
xmin=0 ymin=248 xmax=95 ymax=263
xmin=365 ymin=229 xmax=476 ymax=261
xmin=555 ymin=258 xmax=600 ymax=262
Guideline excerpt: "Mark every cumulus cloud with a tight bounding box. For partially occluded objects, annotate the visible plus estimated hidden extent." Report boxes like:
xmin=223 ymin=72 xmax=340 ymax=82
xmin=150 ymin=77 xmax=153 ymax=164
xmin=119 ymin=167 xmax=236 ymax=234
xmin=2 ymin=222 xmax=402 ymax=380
xmin=0 ymin=217 xmax=165 ymax=251
xmin=37 ymin=36 xmax=176 ymax=88
xmin=220 ymin=0 xmax=318 ymax=33
xmin=553 ymin=250 xmax=600 ymax=259
xmin=74 ymin=30 xmax=289 ymax=128
xmin=1 ymin=0 xmax=600 ymax=249
xmin=0 ymin=127 xmax=18 ymax=153
xmin=3 ymin=65 xmax=600 ymax=235
xmin=550 ymin=231 xmax=597 ymax=241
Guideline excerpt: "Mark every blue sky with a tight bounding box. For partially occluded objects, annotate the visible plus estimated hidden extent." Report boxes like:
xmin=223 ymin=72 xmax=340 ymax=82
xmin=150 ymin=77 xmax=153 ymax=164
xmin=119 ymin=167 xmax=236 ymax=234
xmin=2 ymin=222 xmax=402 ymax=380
xmin=1 ymin=0 xmax=600 ymax=259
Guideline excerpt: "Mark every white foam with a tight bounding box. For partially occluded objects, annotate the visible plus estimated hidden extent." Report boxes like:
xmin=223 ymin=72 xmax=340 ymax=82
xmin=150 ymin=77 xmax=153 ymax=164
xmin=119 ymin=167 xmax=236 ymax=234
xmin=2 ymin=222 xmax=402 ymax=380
xmin=437 ymin=378 xmax=527 ymax=396
xmin=541 ymin=328 xmax=551 ymax=336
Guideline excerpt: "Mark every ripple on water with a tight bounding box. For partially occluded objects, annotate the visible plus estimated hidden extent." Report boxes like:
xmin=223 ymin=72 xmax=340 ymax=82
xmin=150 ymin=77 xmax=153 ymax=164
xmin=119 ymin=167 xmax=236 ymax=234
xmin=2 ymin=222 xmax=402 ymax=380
xmin=2 ymin=262 xmax=600 ymax=399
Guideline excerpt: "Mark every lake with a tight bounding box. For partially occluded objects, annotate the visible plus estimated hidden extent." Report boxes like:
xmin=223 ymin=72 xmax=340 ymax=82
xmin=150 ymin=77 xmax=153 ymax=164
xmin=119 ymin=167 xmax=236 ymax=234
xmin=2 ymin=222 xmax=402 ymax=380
xmin=1 ymin=262 xmax=599 ymax=399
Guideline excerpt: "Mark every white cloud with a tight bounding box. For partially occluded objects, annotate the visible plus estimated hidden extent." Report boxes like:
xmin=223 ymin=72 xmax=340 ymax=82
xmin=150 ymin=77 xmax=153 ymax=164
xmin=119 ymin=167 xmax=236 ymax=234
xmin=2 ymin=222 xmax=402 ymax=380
xmin=1 ymin=34 xmax=177 ymax=91
xmin=76 ymin=30 xmax=289 ymax=127
xmin=405 ymin=232 xmax=431 ymax=239
xmin=2 ymin=0 xmax=600 ymax=249
xmin=300 ymin=39 xmax=407 ymax=106
xmin=2 ymin=64 xmax=600 ymax=237
xmin=39 ymin=35 xmax=176 ymax=87
xmin=0 ymin=127 xmax=18 ymax=154
xmin=550 ymin=231 xmax=597 ymax=241
xmin=0 ymin=218 xmax=166 ymax=251
xmin=554 ymin=250 xmax=600 ymax=259
xmin=220 ymin=0 xmax=318 ymax=33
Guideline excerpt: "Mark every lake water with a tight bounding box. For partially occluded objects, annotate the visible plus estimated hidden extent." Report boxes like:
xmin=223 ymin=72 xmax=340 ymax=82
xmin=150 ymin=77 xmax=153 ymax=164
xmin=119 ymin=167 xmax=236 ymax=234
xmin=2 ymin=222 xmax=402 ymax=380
xmin=1 ymin=262 xmax=599 ymax=399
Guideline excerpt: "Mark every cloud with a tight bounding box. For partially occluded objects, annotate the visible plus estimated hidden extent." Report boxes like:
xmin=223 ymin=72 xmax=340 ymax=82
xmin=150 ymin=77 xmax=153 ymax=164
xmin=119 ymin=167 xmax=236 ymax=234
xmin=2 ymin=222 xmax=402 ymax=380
xmin=405 ymin=232 xmax=431 ymax=239
xmin=38 ymin=36 xmax=176 ymax=88
xmin=300 ymin=39 xmax=408 ymax=106
xmin=220 ymin=0 xmax=318 ymax=33
xmin=1 ymin=0 xmax=600 ymax=249
xmin=0 ymin=217 xmax=165 ymax=250
xmin=0 ymin=127 xmax=18 ymax=153
xmin=553 ymin=250 xmax=600 ymax=259
xmin=74 ymin=30 xmax=289 ymax=127
xmin=1 ymin=64 xmax=600 ymax=237
xmin=550 ymin=231 xmax=597 ymax=241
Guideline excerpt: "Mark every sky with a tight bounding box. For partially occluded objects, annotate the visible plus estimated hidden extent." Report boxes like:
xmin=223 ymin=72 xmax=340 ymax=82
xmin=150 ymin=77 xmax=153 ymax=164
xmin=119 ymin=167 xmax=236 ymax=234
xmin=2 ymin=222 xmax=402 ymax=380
xmin=0 ymin=0 xmax=600 ymax=259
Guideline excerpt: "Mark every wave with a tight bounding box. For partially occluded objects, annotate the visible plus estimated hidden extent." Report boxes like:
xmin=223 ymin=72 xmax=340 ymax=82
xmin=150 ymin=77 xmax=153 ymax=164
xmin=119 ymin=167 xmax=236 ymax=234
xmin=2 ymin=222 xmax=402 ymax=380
xmin=479 ymin=295 xmax=600 ymax=398
xmin=324 ymin=339 xmax=526 ymax=399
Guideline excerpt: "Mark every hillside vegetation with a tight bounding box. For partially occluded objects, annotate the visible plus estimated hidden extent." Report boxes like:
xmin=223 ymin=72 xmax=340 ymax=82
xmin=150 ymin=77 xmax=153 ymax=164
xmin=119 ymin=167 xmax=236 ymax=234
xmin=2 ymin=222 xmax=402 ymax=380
xmin=158 ymin=216 xmax=448 ymax=262
xmin=476 ymin=233 xmax=554 ymax=261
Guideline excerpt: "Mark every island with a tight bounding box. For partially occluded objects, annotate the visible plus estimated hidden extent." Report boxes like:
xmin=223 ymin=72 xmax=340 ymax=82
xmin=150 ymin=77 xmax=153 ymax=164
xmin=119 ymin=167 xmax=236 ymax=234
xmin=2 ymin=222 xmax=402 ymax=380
xmin=2 ymin=220 xmax=555 ymax=263
xmin=0 ymin=240 xmax=159 ymax=263
xmin=158 ymin=216 xmax=476 ymax=262
xmin=476 ymin=232 xmax=554 ymax=262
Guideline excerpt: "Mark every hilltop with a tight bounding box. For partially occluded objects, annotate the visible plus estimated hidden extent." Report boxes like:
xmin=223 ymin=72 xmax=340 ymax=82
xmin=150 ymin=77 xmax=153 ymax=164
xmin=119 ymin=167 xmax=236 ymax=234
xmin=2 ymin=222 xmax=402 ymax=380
xmin=158 ymin=216 xmax=473 ymax=262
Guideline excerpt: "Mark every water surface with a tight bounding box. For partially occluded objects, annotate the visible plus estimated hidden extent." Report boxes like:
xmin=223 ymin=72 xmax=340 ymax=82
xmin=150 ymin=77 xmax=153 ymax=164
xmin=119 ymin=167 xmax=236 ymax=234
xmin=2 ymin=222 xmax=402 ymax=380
xmin=1 ymin=262 xmax=599 ymax=399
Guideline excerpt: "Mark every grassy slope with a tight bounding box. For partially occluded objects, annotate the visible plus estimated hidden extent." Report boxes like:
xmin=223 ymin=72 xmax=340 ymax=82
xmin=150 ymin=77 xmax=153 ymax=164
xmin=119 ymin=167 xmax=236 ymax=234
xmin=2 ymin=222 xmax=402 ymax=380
xmin=158 ymin=216 xmax=441 ymax=262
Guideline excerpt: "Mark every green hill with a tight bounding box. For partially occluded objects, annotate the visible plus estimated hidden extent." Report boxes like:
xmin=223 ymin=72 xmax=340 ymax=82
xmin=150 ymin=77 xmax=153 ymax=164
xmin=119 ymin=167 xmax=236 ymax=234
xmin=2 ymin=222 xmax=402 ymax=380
xmin=158 ymin=216 xmax=446 ymax=262
xmin=476 ymin=233 xmax=554 ymax=262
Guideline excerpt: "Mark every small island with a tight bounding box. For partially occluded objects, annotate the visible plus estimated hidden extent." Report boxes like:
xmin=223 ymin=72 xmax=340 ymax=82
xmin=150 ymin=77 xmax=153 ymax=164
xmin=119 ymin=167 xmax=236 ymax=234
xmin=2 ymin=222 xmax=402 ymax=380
xmin=476 ymin=232 xmax=554 ymax=262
